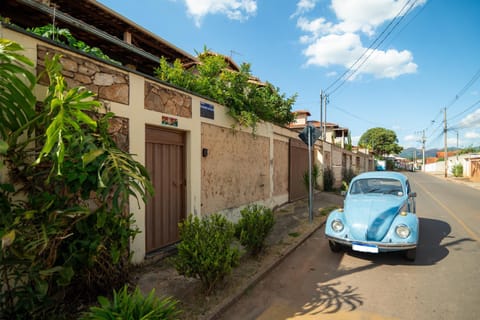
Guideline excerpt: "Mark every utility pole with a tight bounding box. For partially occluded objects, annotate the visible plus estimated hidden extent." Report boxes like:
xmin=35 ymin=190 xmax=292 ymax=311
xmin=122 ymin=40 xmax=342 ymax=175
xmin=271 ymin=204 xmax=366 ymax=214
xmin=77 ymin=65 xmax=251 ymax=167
xmin=320 ymin=91 xmax=324 ymax=141
xmin=421 ymin=130 xmax=426 ymax=171
xmin=444 ymin=107 xmax=448 ymax=178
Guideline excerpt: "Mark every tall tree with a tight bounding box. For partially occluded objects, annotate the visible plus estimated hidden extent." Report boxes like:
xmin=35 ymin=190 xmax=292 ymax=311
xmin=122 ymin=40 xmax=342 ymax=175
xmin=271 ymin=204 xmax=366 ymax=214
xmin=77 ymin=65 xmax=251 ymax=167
xmin=358 ymin=127 xmax=403 ymax=157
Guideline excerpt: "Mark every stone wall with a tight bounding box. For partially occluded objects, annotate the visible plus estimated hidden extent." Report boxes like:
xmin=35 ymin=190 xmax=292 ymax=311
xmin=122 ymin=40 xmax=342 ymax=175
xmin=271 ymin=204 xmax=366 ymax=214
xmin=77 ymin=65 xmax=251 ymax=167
xmin=144 ymin=81 xmax=192 ymax=118
xmin=37 ymin=45 xmax=129 ymax=105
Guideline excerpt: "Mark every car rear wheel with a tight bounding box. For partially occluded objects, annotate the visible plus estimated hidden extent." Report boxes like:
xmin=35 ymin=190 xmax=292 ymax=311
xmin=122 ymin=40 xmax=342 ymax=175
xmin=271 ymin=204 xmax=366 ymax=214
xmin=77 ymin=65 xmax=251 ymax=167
xmin=405 ymin=248 xmax=416 ymax=261
xmin=329 ymin=240 xmax=342 ymax=252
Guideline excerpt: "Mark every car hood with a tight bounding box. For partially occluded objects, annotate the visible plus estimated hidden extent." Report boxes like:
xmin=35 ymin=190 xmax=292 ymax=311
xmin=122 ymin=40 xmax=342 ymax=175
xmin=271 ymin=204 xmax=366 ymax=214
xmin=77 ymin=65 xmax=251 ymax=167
xmin=344 ymin=196 xmax=404 ymax=241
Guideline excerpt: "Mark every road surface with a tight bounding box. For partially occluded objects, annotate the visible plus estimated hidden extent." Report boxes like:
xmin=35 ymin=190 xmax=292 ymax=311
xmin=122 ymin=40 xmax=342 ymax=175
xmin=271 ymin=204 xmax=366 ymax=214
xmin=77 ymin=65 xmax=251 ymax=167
xmin=217 ymin=172 xmax=480 ymax=320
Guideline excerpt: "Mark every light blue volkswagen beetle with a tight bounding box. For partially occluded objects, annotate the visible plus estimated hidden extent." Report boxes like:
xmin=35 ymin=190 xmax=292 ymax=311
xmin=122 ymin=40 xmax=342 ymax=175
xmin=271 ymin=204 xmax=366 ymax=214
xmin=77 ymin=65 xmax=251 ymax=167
xmin=325 ymin=171 xmax=418 ymax=261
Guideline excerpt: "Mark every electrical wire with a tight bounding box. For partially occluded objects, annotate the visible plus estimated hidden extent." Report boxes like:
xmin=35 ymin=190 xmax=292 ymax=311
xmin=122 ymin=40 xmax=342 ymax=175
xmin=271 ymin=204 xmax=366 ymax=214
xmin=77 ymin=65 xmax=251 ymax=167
xmin=325 ymin=0 xmax=419 ymax=96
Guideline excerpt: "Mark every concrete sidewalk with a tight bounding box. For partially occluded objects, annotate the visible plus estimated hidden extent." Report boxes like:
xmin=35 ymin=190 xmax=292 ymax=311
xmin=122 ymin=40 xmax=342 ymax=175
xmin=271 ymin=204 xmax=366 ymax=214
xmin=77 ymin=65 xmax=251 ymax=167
xmin=425 ymin=171 xmax=480 ymax=190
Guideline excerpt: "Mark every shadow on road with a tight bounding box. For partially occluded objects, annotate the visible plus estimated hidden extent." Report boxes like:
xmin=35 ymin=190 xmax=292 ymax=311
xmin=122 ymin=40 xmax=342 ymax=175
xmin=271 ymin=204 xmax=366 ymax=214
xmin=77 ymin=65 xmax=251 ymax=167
xmin=295 ymin=281 xmax=363 ymax=316
xmin=339 ymin=217 xmax=475 ymax=266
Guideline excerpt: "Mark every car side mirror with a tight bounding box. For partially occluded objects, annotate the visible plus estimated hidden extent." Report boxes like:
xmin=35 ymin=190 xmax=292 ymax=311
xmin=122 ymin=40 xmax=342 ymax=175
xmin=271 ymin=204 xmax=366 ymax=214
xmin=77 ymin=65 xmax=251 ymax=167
xmin=409 ymin=192 xmax=417 ymax=198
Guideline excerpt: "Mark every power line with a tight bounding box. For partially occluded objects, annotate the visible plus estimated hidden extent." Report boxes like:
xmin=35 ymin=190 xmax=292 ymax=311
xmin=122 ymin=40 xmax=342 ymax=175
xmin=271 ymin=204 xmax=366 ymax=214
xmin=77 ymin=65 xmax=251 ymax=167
xmin=325 ymin=0 xmax=419 ymax=96
xmin=445 ymin=67 xmax=480 ymax=110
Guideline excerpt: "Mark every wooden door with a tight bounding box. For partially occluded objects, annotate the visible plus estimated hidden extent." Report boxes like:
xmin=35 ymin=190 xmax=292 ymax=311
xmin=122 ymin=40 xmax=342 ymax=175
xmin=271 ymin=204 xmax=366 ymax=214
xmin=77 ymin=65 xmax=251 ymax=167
xmin=145 ymin=125 xmax=186 ymax=253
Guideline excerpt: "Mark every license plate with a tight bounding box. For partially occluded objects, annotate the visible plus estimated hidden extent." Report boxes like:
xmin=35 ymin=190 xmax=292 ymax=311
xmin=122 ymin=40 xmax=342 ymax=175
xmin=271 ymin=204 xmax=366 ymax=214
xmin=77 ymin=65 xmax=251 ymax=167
xmin=352 ymin=242 xmax=379 ymax=253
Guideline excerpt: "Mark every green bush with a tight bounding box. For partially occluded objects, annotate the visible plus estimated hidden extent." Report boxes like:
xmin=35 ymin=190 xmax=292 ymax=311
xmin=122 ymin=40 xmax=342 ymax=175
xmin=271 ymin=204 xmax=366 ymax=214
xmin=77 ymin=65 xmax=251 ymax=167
xmin=80 ymin=285 xmax=180 ymax=320
xmin=341 ymin=167 xmax=356 ymax=185
xmin=323 ymin=167 xmax=335 ymax=191
xmin=303 ymin=164 xmax=320 ymax=191
xmin=174 ymin=214 xmax=239 ymax=294
xmin=235 ymin=204 xmax=275 ymax=256
xmin=453 ymin=163 xmax=463 ymax=177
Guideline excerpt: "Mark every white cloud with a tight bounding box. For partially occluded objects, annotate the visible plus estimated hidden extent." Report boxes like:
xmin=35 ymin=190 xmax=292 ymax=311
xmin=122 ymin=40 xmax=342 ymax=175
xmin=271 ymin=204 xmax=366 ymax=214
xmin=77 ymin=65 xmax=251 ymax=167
xmin=183 ymin=0 xmax=257 ymax=27
xmin=291 ymin=0 xmax=318 ymax=18
xmin=331 ymin=0 xmax=425 ymax=36
xmin=459 ymin=108 xmax=480 ymax=129
xmin=465 ymin=131 xmax=480 ymax=139
xmin=295 ymin=0 xmax=424 ymax=79
xmin=403 ymin=134 xmax=418 ymax=142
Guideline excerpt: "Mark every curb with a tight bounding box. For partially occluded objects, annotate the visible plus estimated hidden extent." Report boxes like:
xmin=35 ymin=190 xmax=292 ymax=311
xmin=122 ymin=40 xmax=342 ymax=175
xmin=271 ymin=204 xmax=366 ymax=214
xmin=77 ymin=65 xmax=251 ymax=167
xmin=205 ymin=217 xmax=327 ymax=320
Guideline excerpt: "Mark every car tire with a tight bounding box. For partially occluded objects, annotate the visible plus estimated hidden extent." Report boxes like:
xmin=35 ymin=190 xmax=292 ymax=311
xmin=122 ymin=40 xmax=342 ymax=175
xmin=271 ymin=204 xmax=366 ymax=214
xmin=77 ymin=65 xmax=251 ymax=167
xmin=329 ymin=240 xmax=342 ymax=253
xmin=405 ymin=248 xmax=416 ymax=261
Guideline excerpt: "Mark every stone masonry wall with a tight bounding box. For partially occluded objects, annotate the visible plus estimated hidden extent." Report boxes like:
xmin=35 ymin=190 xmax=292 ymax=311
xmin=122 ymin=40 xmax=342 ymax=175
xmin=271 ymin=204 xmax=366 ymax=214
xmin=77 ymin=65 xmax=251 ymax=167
xmin=37 ymin=45 xmax=129 ymax=105
xmin=144 ymin=81 xmax=192 ymax=118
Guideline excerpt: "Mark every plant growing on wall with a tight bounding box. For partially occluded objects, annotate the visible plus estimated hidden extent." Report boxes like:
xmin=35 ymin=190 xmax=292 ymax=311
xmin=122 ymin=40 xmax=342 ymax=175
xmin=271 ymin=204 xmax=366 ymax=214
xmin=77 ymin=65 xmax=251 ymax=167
xmin=155 ymin=47 xmax=296 ymax=132
xmin=28 ymin=24 xmax=121 ymax=65
xmin=0 ymin=39 xmax=152 ymax=317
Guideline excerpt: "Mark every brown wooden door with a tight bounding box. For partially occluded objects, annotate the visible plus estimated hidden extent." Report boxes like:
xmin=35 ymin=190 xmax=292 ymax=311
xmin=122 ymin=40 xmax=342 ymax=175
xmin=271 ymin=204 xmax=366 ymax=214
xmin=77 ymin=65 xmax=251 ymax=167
xmin=145 ymin=125 xmax=186 ymax=253
xmin=289 ymin=138 xmax=309 ymax=202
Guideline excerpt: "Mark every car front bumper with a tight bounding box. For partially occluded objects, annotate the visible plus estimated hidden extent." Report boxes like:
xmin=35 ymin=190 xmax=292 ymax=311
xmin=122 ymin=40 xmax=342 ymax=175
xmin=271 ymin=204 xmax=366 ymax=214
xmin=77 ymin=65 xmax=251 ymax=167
xmin=326 ymin=235 xmax=417 ymax=252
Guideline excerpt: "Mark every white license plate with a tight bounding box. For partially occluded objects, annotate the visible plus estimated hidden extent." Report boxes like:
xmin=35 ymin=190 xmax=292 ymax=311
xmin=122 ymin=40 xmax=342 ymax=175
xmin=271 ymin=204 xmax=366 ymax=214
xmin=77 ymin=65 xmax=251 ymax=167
xmin=352 ymin=243 xmax=379 ymax=253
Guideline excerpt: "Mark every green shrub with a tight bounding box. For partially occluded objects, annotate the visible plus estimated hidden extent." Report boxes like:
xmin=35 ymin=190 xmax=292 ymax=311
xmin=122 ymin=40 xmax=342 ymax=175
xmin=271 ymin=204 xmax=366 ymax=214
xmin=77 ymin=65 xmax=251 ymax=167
xmin=235 ymin=204 xmax=275 ymax=256
xmin=341 ymin=167 xmax=356 ymax=185
xmin=303 ymin=164 xmax=320 ymax=191
xmin=80 ymin=285 xmax=180 ymax=320
xmin=453 ymin=163 xmax=463 ymax=177
xmin=174 ymin=214 xmax=239 ymax=294
xmin=323 ymin=167 xmax=335 ymax=191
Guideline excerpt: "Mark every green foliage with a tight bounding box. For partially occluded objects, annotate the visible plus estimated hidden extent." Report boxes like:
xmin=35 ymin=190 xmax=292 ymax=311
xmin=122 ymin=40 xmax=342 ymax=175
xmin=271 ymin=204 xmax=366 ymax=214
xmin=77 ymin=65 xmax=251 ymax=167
xmin=452 ymin=163 xmax=463 ymax=177
xmin=0 ymin=40 xmax=152 ymax=317
xmin=341 ymin=167 xmax=356 ymax=186
xmin=358 ymin=127 xmax=403 ymax=157
xmin=303 ymin=164 xmax=320 ymax=191
xmin=28 ymin=24 xmax=121 ymax=65
xmin=235 ymin=204 xmax=275 ymax=256
xmin=323 ymin=167 xmax=335 ymax=192
xmin=0 ymin=39 xmax=36 ymax=144
xmin=458 ymin=145 xmax=480 ymax=155
xmin=174 ymin=214 xmax=239 ymax=294
xmin=155 ymin=48 xmax=296 ymax=132
xmin=80 ymin=285 xmax=180 ymax=320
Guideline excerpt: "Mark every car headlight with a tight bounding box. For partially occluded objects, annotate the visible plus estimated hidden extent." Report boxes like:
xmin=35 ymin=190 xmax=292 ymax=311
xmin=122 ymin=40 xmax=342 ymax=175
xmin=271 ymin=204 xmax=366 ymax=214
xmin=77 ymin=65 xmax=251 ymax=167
xmin=331 ymin=219 xmax=344 ymax=232
xmin=395 ymin=224 xmax=411 ymax=238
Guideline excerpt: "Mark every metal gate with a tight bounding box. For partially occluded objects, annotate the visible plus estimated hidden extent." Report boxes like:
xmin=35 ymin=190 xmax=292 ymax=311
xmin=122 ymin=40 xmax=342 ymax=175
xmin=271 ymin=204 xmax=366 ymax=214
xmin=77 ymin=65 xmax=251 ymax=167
xmin=289 ymin=138 xmax=310 ymax=202
xmin=145 ymin=125 xmax=186 ymax=253
xmin=471 ymin=159 xmax=480 ymax=182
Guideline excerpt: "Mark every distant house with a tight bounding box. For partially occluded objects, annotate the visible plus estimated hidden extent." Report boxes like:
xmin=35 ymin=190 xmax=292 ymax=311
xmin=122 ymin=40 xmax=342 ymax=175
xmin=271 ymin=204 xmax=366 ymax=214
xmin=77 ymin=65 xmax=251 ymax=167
xmin=288 ymin=110 xmax=350 ymax=148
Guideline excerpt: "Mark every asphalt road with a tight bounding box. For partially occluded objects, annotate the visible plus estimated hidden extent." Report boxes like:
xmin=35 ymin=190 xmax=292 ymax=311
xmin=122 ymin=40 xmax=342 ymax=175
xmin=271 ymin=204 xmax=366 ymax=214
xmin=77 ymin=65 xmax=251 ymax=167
xmin=217 ymin=172 xmax=480 ymax=320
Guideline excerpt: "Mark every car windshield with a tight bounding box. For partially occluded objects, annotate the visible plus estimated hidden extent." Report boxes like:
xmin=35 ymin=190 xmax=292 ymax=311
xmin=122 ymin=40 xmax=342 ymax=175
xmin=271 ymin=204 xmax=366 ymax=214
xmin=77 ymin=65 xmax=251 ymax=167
xmin=349 ymin=178 xmax=404 ymax=196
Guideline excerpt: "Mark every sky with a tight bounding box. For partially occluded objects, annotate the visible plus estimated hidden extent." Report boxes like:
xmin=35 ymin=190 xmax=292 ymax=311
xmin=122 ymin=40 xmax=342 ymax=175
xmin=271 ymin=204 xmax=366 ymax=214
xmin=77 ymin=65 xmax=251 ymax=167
xmin=97 ymin=0 xmax=480 ymax=150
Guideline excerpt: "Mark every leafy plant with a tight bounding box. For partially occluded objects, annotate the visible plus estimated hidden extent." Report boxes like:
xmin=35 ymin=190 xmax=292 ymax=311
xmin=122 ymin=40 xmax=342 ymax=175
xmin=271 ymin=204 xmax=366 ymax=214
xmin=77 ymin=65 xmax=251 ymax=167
xmin=155 ymin=47 xmax=296 ymax=132
xmin=452 ymin=163 xmax=463 ymax=177
xmin=235 ymin=204 xmax=275 ymax=256
xmin=28 ymin=24 xmax=121 ymax=65
xmin=0 ymin=40 xmax=152 ymax=317
xmin=323 ymin=167 xmax=335 ymax=192
xmin=358 ymin=127 xmax=403 ymax=157
xmin=341 ymin=167 xmax=356 ymax=186
xmin=303 ymin=164 xmax=320 ymax=191
xmin=174 ymin=214 xmax=239 ymax=294
xmin=80 ymin=285 xmax=180 ymax=320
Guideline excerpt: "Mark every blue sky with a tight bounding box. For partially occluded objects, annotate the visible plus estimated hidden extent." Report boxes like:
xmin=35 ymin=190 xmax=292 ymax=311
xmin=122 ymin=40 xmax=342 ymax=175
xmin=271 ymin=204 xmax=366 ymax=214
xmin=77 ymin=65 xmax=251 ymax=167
xmin=98 ymin=0 xmax=480 ymax=150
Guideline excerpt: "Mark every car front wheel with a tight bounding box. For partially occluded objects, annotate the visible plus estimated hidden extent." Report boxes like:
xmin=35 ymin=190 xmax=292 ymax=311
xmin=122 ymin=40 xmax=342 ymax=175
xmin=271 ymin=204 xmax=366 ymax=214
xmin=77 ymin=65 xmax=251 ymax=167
xmin=405 ymin=248 xmax=416 ymax=261
xmin=329 ymin=240 xmax=342 ymax=252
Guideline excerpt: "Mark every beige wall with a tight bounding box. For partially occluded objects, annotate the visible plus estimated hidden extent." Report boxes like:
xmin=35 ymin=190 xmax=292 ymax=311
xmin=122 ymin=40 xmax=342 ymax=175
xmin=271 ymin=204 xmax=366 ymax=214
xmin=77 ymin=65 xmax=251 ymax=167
xmin=201 ymin=123 xmax=270 ymax=214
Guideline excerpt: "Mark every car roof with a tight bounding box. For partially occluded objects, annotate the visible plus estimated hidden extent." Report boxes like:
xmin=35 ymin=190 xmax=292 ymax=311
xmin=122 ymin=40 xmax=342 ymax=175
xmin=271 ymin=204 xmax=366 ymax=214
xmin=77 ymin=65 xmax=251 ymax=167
xmin=352 ymin=171 xmax=408 ymax=184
